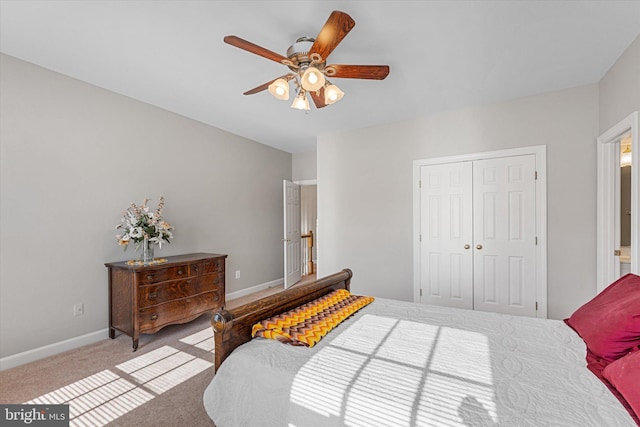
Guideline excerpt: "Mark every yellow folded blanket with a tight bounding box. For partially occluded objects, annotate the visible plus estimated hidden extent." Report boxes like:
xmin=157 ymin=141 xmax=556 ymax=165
xmin=251 ymin=289 xmax=374 ymax=347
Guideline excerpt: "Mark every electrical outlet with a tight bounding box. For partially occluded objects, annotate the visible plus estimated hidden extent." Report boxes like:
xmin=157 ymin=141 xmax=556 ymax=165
xmin=74 ymin=303 xmax=84 ymax=316
xmin=235 ymin=270 xmax=241 ymax=279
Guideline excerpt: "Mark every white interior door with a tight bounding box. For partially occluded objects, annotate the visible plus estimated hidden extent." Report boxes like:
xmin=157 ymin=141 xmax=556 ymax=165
xmin=419 ymin=162 xmax=474 ymax=309
xmin=473 ymin=155 xmax=537 ymax=316
xmin=283 ymin=180 xmax=301 ymax=288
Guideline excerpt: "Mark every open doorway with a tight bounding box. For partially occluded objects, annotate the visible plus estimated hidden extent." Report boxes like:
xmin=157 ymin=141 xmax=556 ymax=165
xmin=283 ymin=180 xmax=317 ymax=288
xmin=597 ymin=112 xmax=639 ymax=292
xmin=299 ymin=183 xmax=317 ymax=282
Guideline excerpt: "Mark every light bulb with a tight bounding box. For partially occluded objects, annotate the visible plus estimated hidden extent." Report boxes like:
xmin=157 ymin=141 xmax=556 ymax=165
xmin=324 ymin=84 xmax=344 ymax=104
xmin=621 ymin=145 xmax=632 ymax=167
xmin=291 ymin=92 xmax=310 ymax=110
xmin=268 ymin=78 xmax=289 ymax=100
xmin=301 ymin=67 xmax=325 ymax=92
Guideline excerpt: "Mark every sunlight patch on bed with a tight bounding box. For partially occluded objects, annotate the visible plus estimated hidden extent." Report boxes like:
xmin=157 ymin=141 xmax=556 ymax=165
xmin=287 ymin=312 xmax=499 ymax=426
xmin=415 ymin=372 xmax=497 ymax=426
xmin=373 ymin=319 xmax=439 ymax=367
xmin=179 ymin=327 xmax=215 ymax=351
xmin=290 ymin=346 xmax=368 ymax=417
xmin=344 ymin=358 xmax=422 ymax=427
xmin=430 ymin=327 xmax=494 ymax=386
xmin=328 ymin=314 xmax=398 ymax=354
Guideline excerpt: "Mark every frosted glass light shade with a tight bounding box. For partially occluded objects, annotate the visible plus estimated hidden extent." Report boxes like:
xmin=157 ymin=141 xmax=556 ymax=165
xmin=291 ymin=92 xmax=310 ymax=110
xmin=324 ymin=84 xmax=344 ymax=104
xmin=268 ymin=78 xmax=289 ymax=100
xmin=301 ymin=67 xmax=326 ymax=92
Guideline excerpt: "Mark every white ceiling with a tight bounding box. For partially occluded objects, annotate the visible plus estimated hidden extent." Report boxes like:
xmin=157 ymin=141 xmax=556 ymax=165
xmin=1 ymin=1 xmax=639 ymax=153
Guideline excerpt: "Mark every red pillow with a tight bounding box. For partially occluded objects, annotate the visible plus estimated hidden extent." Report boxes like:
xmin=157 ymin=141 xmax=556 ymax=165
xmin=603 ymin=350 xmax=640 ymax=420
xmin=566 ymin=273 xmax=640 ymax=361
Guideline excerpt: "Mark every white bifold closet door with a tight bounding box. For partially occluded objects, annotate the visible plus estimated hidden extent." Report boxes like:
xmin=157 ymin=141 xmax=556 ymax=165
xmin=420 ymin=155 xmax=537 ymax=317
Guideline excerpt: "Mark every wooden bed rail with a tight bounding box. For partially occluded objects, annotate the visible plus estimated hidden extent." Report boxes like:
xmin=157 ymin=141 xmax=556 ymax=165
xmin=212 ymin=268 xmax=353 ymax=372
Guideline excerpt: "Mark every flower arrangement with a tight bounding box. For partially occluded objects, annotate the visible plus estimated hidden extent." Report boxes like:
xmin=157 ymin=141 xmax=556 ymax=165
xmin=116 ymin=196 xmax=174 ymax=251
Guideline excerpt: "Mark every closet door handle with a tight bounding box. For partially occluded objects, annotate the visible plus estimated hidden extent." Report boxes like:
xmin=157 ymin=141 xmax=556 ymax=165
xmin=476 ymin=244 xmax=483 ymax=250
xmin=464 ymin=244 xmax=470 ymax=249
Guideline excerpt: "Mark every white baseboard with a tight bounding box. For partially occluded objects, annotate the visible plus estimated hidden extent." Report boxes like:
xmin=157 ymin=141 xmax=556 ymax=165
xmin=1 ymin=278 xmax=285 ymax=371
xmin=226 ymin=277 xmax=283 ymax=301
xmin=0 ymin=328 xmax=109 ymax=372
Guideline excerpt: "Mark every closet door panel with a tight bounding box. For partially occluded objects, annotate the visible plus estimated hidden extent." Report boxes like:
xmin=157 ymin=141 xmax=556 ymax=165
xmin=473 ymin=155 xmax=537 ymax=316
xmin=420 ymin=162 xmax=473 ymax=309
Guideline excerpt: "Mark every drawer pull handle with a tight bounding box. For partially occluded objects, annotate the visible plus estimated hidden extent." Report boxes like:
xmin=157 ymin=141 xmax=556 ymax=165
xmin=147 ymin=275 xmax=154 ymax=281
xmin=178 ymin=269 xmax=184 ymax=275
xmin=194 ymin=266 xmax=199 ymax=272
xmin=150 ymin=314 xmax=158 ymax=321
xmin=149 ymin=292 xmax=157 ymax=299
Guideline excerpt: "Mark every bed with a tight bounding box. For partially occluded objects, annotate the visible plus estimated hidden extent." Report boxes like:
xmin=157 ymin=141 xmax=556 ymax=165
xmin=204 ymin=269 xmax=639 ymax=426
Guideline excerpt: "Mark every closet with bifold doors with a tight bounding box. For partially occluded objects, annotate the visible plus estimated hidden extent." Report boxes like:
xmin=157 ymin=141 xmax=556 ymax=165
xmin=417 ymin=153 xmax=539 ymax=317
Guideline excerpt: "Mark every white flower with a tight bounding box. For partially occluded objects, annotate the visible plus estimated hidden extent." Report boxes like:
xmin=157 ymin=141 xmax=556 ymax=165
xmin=115 ymin=196 xmax=173 ymax=252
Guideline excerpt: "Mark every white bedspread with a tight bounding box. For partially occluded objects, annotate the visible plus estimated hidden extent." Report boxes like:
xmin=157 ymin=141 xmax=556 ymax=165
xmin=204 ymin=298 xmax=634 ymax=426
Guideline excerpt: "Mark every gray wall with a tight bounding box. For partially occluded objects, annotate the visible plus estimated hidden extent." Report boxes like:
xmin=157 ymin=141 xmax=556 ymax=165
xmin=0 ymin=54 xmax=291 ymax=359
xmin=599 ymin=35 xmax=640 ymax=132
xmin=317 ymin=85 xmax=599 ymax=320
xmin=292 ymin=151 xmax=317 ymax=182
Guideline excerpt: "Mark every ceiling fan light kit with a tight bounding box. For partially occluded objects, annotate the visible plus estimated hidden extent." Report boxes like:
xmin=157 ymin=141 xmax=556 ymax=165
xmin=224 ymin=10 xmax=389 ymax=111
xmin=300 ymin=66 xmax=326 ymax=92
xmin=291 ymin=90 xmax=311 ymax=111
xmin=268 ymin=78 xmax=290 ymax=100
xmin=324 ymin=84 xmax=344 ymax=104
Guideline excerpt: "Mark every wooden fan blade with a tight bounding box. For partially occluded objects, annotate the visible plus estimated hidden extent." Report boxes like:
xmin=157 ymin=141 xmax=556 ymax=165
xmin=243 ymin=74 xmax=294 ymax=95
xmin=309 ymin=11 xmax=355 ymax=61
xmin=309 ymin=87 xmax=327 ymax=109
xmin=224 ymin=35 xmax=290 ymax=64
xmin=243 ymin=79 xmax=276 ymax=96
xmin=325 ymin=64 xmax=390 ymax=80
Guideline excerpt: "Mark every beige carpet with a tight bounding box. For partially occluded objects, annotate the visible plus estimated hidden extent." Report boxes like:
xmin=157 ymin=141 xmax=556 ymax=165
xmin=0 ymin=280 xmax=314 ymax=426
xmin=0 ymin=313 xmax=218 ymax=426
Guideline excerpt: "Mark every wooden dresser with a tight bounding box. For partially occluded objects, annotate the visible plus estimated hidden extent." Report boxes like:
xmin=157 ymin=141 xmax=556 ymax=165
xmin=105 ymin=252 xmax=227 ymax=350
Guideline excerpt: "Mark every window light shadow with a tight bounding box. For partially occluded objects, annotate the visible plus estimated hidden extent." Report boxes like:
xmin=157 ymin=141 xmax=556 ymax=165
xmin=24 ymin=344 xmax=212 ymax=426
xmin=179 ymin=327 xmax=215 ymax=352
xmin=289 ymin=314 xmax=499 ymax=426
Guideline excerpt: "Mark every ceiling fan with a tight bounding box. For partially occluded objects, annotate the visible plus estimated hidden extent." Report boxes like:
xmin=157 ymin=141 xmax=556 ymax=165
xmin=224 ymin=10 xmax=390 ymax=110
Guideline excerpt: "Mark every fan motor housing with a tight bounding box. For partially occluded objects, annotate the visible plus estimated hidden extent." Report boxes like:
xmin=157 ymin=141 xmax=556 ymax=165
xmin=286 ymin=37 xmax=325 ymax=71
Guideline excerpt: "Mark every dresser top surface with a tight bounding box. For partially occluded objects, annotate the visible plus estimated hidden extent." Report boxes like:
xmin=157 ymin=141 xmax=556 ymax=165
xmin=105 ymin=252 xmax=227 ymax=270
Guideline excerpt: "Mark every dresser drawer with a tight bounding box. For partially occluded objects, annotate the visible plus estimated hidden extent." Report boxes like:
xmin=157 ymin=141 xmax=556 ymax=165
xmin=138 ymin=291 xmax=222 ymax=332
xmin=198 ymin=257 xmax=225 ymax=274
xmin=138 ymin=264 xmax=191 ymax=284
xmin=138 ymin=274 xmax=224 ymax=308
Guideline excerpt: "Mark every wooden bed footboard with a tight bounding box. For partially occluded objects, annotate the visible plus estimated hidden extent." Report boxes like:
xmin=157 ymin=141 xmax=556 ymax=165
xmin=211 ymin=269 xmax=353 ymax=372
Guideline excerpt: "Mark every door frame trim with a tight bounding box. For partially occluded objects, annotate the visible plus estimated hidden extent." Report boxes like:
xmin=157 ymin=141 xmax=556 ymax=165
xmin=413 ymin=145 xmax=548 ymax=318
xmin=597 ymin=111 xmax=639 ymax=293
